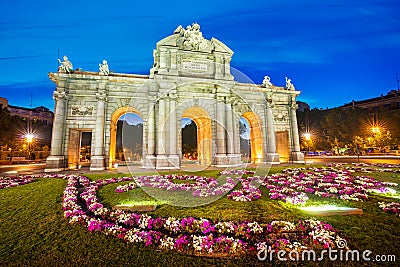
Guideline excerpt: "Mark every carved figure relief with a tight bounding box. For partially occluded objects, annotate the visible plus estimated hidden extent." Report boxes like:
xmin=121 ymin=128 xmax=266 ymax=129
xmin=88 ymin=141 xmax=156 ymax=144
xmin=262 ymin=76 xmax=273 ymax=88
xmin=58 ymin=55 xmax=73 ymax=73
xmin=274 ymin=112 xmax=287 ymax=122
xmin=99 ymin=60 xmax=109 ymax=75
xmin=71 ymin=105 xmax=94 ymax=116
xmin=175 ymin=23 xmax=209 ymax=51
xmin=285 ymin=76 xmax=295 ymax=90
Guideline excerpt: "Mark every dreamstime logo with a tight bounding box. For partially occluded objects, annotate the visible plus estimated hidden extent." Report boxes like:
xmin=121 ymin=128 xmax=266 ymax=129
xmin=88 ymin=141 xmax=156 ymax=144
xmin=336 ymin=238 xmax=347 ymax=249
xmin=257 ymin=238 xmax=396 ymax=262
xmin=119 ymin=64 xmax=273 ymax=207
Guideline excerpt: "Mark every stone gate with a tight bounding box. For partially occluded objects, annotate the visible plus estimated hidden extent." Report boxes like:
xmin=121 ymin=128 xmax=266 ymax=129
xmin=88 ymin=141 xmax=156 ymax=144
xmin=45 ymin=23 xmax=304 ymax=171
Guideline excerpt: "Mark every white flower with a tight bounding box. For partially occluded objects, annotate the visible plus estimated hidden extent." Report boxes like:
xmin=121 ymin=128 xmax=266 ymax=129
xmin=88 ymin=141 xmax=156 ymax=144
xmin=159 ymin=237 xmax=175 ymax=250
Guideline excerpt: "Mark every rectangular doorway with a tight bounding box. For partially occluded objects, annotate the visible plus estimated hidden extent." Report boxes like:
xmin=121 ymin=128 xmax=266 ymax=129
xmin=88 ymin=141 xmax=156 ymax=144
xmin=276 ymin=131 xmax=290 ymax=162
xmin=68 ymin=129 xmax=92 ymax=169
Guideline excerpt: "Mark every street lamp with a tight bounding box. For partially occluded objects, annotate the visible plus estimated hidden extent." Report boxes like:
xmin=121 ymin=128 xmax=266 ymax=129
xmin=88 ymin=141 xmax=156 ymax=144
xmin=8 ymin=147 xmax=12 ymax=163
xmin=371 ymin=127 xmax=381 ymax=134
xmin=26 ymin=134 xmax=34 ymax=161
xmin=304 ymin=133 xmax=312 ymax=155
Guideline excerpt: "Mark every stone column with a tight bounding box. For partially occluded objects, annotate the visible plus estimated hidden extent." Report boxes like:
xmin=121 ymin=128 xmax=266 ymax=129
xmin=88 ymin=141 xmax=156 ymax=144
xmin=45 ymin=89 xmax=67 ymax=172
xmin=145 ymin=98 xmax=157 ymax=168
xmin=289 ymin=100 xmax=304 ymax=163
xmin=215 ymin=97 xmax=227 ymax=166
xmin=216 ymin=98 xmax=226 ymax=154
xmin=165 ymin=97 xmax=170 ymax=156
xmin=90 ymin=92 xmax=107 ymax=170
xmin=156 ymin=97 xmax=168 ymax=168
xmin=226 ymin=102 xmax=234 ymax=155
xmin=168 ymin=94 xmax=180 ymax=168
xmin=226 ymin=101 xmax=240 ymax=165
xmin=265 ymin=100 xmax=280 ymax=164
xmin=157 ymin=98 xmax=166 ymax=154
xmin=232 ymin=102 xmax=241 ymax=155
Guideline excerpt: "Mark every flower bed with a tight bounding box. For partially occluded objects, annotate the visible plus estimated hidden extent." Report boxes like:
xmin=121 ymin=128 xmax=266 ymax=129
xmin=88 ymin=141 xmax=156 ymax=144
xmin=2 ymin=165 xmax=399 ymax=257
xmin=114 ymin=166 xmax=398 ymax=204
xmin=115 ymin=175 xmax=236 ymax=198
xmin=262 ymin=167 xmax=398 ymax=204
xmin=378 ymin=202 xmax=400 ymax=217
xmin=115 ymin=174 xmax=263 ymax=202
xmin=61 ymin=174 xmax=347 ymax=256
xmin=227 ymin=176 xmax=261 ymax=202
xmin=326 ymin=163 xmax=400 ymax=173
xmin=0 ymin=175 xmax=37 ymax=189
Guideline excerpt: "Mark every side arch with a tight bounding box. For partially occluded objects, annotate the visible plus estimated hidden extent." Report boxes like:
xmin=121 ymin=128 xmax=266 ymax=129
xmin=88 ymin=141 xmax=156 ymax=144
xmin=242 ymin=111 xmax=264 ymax=163
xmin=109 ymin=106 xmax=143 ymax=168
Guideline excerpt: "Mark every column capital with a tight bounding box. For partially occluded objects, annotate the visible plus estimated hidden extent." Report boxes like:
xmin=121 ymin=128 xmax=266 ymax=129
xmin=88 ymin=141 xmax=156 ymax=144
xmin=266 ymin=98 xmax=275 ymax=108
xmin=216 ymin=95 xmax=227 ymax=103
xmin=264 ymin=91 xmax=274 ymax=100
xmin=53 ymin=90 xmax=67 ymax=101
xmin=169 ymin=93 xmax=178 ymax=100
xmin=95 ymin=92 xmax=108 ymax=102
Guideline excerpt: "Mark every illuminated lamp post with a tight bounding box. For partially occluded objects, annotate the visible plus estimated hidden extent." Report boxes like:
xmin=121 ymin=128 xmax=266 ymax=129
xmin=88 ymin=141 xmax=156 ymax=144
xmin=304 ymin=133 xmax=311 ymax=154
xmin=371 ymin=127 xmax=381 ymax=134
xmin=26 ymin=134 xmax=34 ymax=161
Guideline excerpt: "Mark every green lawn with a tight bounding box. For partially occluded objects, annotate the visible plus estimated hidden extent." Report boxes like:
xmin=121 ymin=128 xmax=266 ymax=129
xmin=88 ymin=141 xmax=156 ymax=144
xmin=1 ymin=166 xmax=399 ymax=266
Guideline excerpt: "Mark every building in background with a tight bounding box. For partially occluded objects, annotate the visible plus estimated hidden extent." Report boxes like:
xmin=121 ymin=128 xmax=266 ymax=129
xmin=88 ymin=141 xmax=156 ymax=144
xmin=297 ymin=101 xmax=310 ymax=112
xmin=0 ymin=97 xmax=8 ymax=109
xmin=0 ymin=97 xmax=53 ymax=163
xmin=0 ymin=97 xmax=53 ymax=125
xmin=343 ymin=89 xmax=400 ymax=112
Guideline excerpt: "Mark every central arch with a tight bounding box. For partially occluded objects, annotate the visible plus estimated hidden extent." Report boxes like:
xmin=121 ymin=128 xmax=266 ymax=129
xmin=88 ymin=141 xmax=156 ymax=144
xmin=241 ymin=111 xmax=263 ymax=163
xmin=182 ymin=107 xmax=212 ymax=166
xmin=109 ymin=106 xmax=143 ymax=169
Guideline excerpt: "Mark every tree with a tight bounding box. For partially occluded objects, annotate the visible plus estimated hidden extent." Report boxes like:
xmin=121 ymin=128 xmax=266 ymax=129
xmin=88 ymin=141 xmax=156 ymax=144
xmin=0 ymin=107 xmax=12 ymax=147
xmin=239 ymin=119 xmax=250 ymax=156
xmin=373 ymin=109 xmax=400 ymax=149
xmin=118 ymin=120 xmax=143 ymax=160
xmin=297 ymin=108 xmax=330 ymax=151
xmin=182 ymin=121 xmax=197 ymax=156
xmin=321 ymin=107 xmax=369 ymax=148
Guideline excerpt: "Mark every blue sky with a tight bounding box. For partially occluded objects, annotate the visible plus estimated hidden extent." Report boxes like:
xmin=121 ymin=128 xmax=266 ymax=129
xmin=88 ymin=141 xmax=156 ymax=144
xmin=1 ymin=0 xmax=399 ymax=110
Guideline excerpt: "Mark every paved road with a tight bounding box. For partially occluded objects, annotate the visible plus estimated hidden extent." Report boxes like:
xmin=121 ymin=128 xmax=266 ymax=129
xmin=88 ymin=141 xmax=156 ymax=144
xmin=304 ymin=156 xmax=400 ymax=165
xmin=0 ymin=163 xmax=46 ymax=175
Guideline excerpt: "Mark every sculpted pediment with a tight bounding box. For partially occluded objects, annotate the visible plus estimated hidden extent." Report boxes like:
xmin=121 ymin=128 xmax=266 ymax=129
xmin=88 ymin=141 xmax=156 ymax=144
xmin=211 ymin=38 xmax=233 ymax=55
xmin=155 ymin=23 xmax=233 ymax=55
xmin=150 ymin=23 xmax=234 ymax=80
xmin=156 ymin=35 xmax=179 ymax=47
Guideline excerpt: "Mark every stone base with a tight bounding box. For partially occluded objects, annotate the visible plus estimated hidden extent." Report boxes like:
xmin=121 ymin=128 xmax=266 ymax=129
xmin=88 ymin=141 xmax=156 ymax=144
xmin=68 ymin=162 xmax=79 ymax=170
xmin=144 ymin=155 xmax=157 ymax=169
xmin=198 ymin=158 xmax=212 ymax=166
xmin=45 ymin=156 xmax=66 ymax=172
xmin=90 ymin=155 xmax=105 ymax=171
xmin=228 ymin=154 xmax=241 ymax=165
xmin=214 ymin=154 xmax=242 ymax=167
xmin=156 ymin=154 xmax=170 ymax=169
xmin=264 ymin=153 xmax=280 ymax=164
xmin=168 ymin=155 xmax=180 ymax=168
xmin=290 ymin=152 xmax=305 ymax=163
